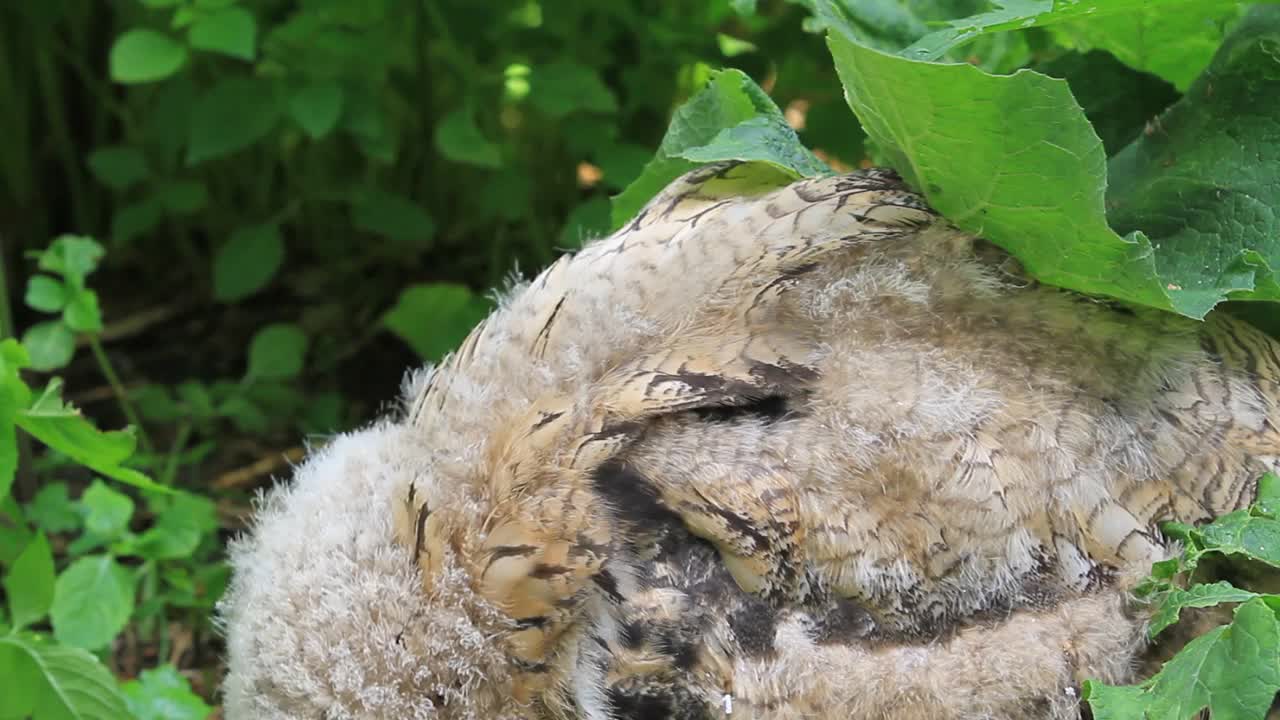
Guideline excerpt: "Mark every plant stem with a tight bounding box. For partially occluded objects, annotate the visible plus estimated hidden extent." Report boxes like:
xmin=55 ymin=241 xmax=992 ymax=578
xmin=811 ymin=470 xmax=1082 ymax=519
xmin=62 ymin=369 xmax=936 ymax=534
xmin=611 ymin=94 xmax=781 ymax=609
xmin=87 ymin=334 xmax=155 ymax=455
xmin=159 ymin=421 xmax=191 ymax=486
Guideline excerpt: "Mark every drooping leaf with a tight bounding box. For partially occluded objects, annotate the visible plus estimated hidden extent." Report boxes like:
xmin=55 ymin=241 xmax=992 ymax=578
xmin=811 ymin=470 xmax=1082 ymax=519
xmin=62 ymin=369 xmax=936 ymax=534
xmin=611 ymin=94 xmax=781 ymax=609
xmin=1106 ymin=5 xmax=1280 ymax=317
xmin=188 ymin=6 xmax=257 ymax=61
xmin=16 ymin=380 xmax=168 ymax=494
xmin=51 ymin=555 xmax=135 ymax=650
xmin=213 ymin=223 xmax=285 ymax=302
xmin=383 ymin=284 xmax=492 ymax=362
xmin=109 ymin=29 xmax=188 ymax=84
xmin=612 ymin=69 xmax=829 ymax=227
xmin=823 ymin=11 xmax=1183 ymax=315
xmin=246 ymin=324 xmax=309 ymax=380
xmin=3 ymin=532 xmax=55 ymax=629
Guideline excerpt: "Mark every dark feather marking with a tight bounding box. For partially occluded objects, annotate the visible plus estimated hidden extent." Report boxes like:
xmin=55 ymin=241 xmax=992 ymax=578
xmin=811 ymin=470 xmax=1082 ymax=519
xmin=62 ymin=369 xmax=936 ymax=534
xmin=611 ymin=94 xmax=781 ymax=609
xmin=532 ymin=295 xmax=567 ymax=357
xmin=593 ymin=568 xmax=624 ymax=603
xmin=412 ymin=503 xmax=430 ymax=565
xmin=530 ymin=563 xmax=573 ymax=579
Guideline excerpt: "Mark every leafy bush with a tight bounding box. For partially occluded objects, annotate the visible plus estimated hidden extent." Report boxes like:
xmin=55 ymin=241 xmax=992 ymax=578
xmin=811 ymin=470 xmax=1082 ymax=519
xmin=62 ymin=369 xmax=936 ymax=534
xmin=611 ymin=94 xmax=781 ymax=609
xmin=3 ymin=0 xmax=1280 ymax=717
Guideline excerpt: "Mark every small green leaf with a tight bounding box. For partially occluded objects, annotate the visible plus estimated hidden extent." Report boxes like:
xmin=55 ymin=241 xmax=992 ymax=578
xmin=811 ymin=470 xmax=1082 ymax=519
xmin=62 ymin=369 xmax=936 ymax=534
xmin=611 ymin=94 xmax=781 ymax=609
xmin=213 ymin=223 xmax=285 ymax=302
xmin=24 ymin=483 xmax=81 ymax=534
xmin=24 ymin=276 xmax=67 ymax=313
xmin=126 ymin=492 xmax=217 ymax=561
xmin=528 ymin=62 xmax=618 ymax=118
xmin=63 ymin=289 xmax=103 ymax=333
xmin=383 ymin=284 xmax=492 ymax=362
xmin=3 ymin=533 xmax=54 ymax=629
xmin=86 ymin=146 xmax=151 ymax=190
xmin=122 ymin=664 xmax=214 ymax=720
xmin=80 ymin=480 xmax=135 ymax=540
xmin=109 ymin=29 xmax=188 ymax=84
xmin=112 ymin=199 xmax=163 ymax=244
xmin=717 ymin=33 xmax=758 ymax=57
xmin=288 ymin=81 xmax=344 ymax=140
xmin=246 ymin=324 xmax=309 ymax=380
xmin=187 ymin=78 xmax=281 ymax=164
xmin=0 ymin=633 xmax=131 ymax=719
xmin=188 ymin=6 xmax=257 ymax=60
xmin=51 ymin=555 xmax=135 ymax=650
xmin=612 ymin=69 xmax=828 ymax=227
xmin=434 ymin=109 xmax=502 ymax=169
xmin=351 ymin=189 xmax=436 ymax=245
xmin=37 ymin=235 xmax=104 ymax=284
xmin=21 ymin=321 xmax=75 ymax=371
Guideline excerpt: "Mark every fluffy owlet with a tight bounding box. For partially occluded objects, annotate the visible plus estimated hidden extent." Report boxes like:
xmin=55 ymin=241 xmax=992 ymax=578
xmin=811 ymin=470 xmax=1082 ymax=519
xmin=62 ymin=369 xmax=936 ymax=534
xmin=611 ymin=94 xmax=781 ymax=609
xmin=219 ymin=163 xmax=1280 ymax=719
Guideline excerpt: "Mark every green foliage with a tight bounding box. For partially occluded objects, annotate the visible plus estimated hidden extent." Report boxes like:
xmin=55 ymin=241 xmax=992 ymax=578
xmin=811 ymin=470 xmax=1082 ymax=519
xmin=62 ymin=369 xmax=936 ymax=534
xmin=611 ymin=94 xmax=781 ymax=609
xmin=1084 ymin=474 xmax=1280 ymax=719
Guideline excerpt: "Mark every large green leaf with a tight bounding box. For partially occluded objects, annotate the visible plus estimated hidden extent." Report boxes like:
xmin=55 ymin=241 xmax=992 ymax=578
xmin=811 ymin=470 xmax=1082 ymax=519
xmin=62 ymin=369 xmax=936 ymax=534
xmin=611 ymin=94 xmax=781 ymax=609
xmin=213 ymin=223 xmax=285 ymax=302
xmin=109 ymin=29 xmax=187 ymax=84
xmin=1106 ymin=5 xmax=1280 ymax=316
xmin=824 ymin=24 xmax=1177 ymax=314
xmin=1085 ymin=597 xmax=1280 ymax=720
xmin=0 ymin=633 xmax=131 ymax=719
xmin=186 ymin=78 xmax=282 ymax=164
xmin=3 ymin=533 xmax=55 ymax=630
xmin=611 ymin=69 xmax=829 ymax=228
xmin=51 ymin=555 xmax=135 ymax=651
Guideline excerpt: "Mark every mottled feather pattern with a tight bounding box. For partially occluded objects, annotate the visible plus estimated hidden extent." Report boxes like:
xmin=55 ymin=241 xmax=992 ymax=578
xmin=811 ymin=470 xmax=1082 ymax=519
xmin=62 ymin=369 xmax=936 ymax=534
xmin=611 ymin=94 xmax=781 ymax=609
xmin=220 ymin=162 xmax=1280 ymax=720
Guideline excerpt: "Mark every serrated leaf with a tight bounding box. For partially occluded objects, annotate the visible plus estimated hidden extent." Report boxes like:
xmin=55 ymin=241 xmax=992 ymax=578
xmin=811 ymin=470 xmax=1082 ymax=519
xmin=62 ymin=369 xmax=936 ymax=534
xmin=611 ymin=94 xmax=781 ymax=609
xmin=528 ymin=61 xmax=618 ymax=118
xmin=0 ymin=633 xmax=130 ymax=720
xmin=1106 ymin=6 xmax=1280 ymax=317
xmin=110 ymin=29 xmax=188 ymax=84
xmin=25 ymin=276 xmax=67 ymax=313
xmin=3 ymin=533 xmax=54 ymax=629
xmin=25 ymin=483 xmax=80 ymax=534
xmin=288 ymin=81 xmax=344 ymax=140
xmin=823 ymin=17 xmax=1183 ymax=315
xmin=51 ymin=555 xmax=135 ymax=650
xmin=63 ymin=289 xmax=103 ymax=333
xmin=213 ymin=223 xmax=285 ymax=302
xmin=21 ymin=321 xmax=75 ymax=371
xmin=1147 ymin=581 xmax=1259 ymax=639
xmin=17 ymin=380 xmax=168 ymax=494
xmin=246 ymin=324 xmax=308 ymax=380
xmin=433 ymin=110 xmax=502 ymax=169
xmin=187 ymin=78 xmax=281 ymax=164
xmin=383 ymin=284 xmax=491 ymax=362
xmin=351 ymin=189 xmax=435 ymax=245
xmin=1086 ymin=597 xmax=1280 ymax=720
xmin=80 ymin=480 xmax=135 ymax=540
xmin=86 ymin=146 xmax=150 ymax=191
xmin=122 ymin=664 xmax=213 ymax=720
xmin=188 ymin=6 xmax=256 ymax=60
xmin=612 ymin=69 xmax=829 ymax=227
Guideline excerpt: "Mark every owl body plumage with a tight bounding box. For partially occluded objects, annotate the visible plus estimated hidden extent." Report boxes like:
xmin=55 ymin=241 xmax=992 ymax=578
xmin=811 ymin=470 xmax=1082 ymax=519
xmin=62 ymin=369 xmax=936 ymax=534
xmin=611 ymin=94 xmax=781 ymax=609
xmin=220 ymin=163 xmax=1280 ymax=719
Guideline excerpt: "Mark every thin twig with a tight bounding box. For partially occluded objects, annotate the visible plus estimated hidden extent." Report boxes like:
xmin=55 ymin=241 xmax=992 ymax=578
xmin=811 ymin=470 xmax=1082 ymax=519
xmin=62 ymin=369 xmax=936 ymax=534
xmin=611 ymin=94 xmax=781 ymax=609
xmin=212 ymin=446 xmax=306 ymax=490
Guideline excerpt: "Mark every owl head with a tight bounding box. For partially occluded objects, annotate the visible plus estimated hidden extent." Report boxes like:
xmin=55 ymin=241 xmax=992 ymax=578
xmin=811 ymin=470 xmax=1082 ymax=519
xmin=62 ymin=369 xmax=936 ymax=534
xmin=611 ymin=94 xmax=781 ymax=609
xmin=217 ymin=419 xmax=520 ymax=720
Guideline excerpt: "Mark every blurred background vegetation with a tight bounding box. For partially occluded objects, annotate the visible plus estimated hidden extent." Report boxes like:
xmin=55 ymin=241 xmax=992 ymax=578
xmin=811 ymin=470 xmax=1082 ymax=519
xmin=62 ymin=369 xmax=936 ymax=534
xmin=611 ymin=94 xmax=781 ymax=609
xmin=1 ymin=0 xmax=1266 ymax=715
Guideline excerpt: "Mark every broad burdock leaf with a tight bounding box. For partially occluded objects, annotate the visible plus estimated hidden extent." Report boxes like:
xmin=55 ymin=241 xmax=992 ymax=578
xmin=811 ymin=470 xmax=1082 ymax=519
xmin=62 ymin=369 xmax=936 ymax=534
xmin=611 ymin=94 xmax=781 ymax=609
xmin=3 ymin=533 xmax=54 ymax=629
xmin=0 ymin=633 xmax=130 ymax=719
xmin=188 ymin=6 xmax=257 ymax=61
xmin=383 ymin=284 xmax=491 ymax=362
xmin=1034 ymin=51 xmax=1179 ymax=155
xmin=214 ymin=223 xmax=285 ymax=302
xmin=109 ymin=29 xmax=188 ymax=84
xmin=246 ymin=324 xmax=309 ymax=380
xmin=612 ymin=69 xmax=829 ymax=227
xmin=1106 ymin=5 xmax=1280 ymax=317
xmin=51 ymin=555 xmax=135 ymax=650
xmin=1147 ymin=581 xmax=1259 ymax=638
xmin=434 ymin=109 xmax=502 ymax=169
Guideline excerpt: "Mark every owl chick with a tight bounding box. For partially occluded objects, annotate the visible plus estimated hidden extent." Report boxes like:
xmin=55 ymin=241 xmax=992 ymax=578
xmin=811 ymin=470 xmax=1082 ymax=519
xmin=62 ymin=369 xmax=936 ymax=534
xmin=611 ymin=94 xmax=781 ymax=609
xmin=219 ymin=162 xmax=1280 ymax=719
